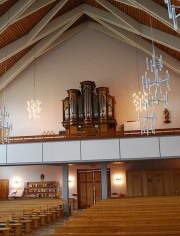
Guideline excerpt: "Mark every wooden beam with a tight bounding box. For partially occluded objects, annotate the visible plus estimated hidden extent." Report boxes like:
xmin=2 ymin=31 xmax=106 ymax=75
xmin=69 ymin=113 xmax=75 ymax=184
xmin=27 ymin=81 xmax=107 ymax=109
xmin=12 ymin=0 xmax=56 ymax=23
xmin=90 ymin=15 xmax=180 ymax=75
xmin=26 ymin=0 xmax=69 ymax=43
xmin=0 ymin=16 xmax=81 ymax=91
xmin=0 ymin=0 xmax=35 ymax=33
xmin=85 ymin=4 xmax=180 ymax=51
xmin=96 ymin=0 xmax=140 ymax=32
xmin=0 ymin=5 xmax=84 ymax=63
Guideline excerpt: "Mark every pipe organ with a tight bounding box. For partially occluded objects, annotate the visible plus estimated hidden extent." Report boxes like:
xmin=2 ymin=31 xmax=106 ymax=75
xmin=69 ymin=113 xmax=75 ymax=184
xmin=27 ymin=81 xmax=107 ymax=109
xmin=62 ymin=81 xmax=116 ymax=134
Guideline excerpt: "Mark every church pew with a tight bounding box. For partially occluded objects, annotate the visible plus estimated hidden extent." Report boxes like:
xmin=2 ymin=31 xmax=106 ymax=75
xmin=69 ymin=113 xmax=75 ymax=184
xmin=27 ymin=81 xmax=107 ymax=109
xmin=40 ymin=233 xmax=180 ymax=236
xmin=40 ymin=231 xmax=179 ymax=236
xmin=54 ymin=225 xmax=180 ymax=233
xmin=0 ymin=213 xmax=22 ymax=236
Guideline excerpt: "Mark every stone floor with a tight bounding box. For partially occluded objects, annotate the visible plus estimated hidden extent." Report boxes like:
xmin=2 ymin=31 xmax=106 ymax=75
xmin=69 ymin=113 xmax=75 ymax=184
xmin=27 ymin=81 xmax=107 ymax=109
xmin=29 ymin=214 xmax=76 ymax=236
xmin=29 ymin=219 xmax=65 ymax=236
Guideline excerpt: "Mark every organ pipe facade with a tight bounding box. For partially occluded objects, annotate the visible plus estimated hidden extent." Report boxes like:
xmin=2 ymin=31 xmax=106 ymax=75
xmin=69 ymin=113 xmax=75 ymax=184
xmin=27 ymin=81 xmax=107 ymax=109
xmin=62 ymin=81 xmax=116 ymax=134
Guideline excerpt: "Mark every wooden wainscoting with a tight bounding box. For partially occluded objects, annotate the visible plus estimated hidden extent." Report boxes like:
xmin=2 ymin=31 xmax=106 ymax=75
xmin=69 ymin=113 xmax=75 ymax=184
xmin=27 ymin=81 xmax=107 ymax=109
xmin=127 ymin=169 xmax=180 ymax=197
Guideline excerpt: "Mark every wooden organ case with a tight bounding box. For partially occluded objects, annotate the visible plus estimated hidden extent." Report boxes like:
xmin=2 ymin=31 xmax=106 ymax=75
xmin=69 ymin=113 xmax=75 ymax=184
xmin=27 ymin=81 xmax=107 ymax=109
xmin=62 ymin=81 xmax=117 ymax=134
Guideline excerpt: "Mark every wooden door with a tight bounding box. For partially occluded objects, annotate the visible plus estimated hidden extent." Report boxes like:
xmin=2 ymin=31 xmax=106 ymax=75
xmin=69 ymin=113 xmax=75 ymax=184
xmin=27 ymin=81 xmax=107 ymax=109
xmin=147 ymin=171 xmax=164 ymax=196
xmin=77 ymin=169 xmax=110 ymax=209
xmin=0 ymin=179 xmax=9 ymax=200
xmin=77 ymin=171 xmax=94 ymax=209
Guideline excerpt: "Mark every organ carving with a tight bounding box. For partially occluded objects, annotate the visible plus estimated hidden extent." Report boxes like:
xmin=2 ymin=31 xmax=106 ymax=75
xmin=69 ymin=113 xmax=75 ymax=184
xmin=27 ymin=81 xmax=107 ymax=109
xmin=62 ymin=81 xmax=116 ymax=134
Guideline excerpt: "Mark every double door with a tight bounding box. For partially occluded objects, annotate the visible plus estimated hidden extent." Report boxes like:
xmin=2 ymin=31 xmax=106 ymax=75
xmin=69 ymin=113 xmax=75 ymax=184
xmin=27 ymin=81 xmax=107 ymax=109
xmin=77 ymin=169 xmax=110 ymax=209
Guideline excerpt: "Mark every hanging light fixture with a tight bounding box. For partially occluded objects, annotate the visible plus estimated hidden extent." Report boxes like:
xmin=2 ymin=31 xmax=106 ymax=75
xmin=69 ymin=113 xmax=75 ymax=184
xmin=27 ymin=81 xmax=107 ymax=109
xmin=132 ymin=2 xmax=160 ymax=135
xmin=164 ymin=0 xmax=180 ymax=30
xmin=27 ymin=47 xmax=42 ymax=119
xmin=142 ymin=48 xmax=170 ymax=107
xmin=0 ymin=47 xmax=12 ymax=143
xmin=134 ymin=3 xmax=171 ymax=135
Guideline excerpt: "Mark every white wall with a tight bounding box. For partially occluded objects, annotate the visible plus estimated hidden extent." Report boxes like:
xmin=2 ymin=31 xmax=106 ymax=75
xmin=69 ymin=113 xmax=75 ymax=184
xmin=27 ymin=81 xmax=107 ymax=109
xmin=0 ymin=165 xmax=62 ymax=193
xmin=0 ymin=27 xmax=179 ymax=136
xmin=1 ymin=159 xmax=180 ymax=203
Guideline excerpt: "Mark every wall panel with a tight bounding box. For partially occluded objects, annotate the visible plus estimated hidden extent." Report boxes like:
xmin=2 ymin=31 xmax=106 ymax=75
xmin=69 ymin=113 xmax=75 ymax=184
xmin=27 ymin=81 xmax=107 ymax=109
xmin=160 ymin=136 xmax=180 ymax=157
xmin=7 ymin=143 xmax=42 ymax=163
xmin=0 ymin=145 xmax=6 ymax=164
xmin=120 ymin=137 xmax=160 ymax=159
xmin=43 ymin=141 xmax=80 ymax=162
xmin=81 ymin=139 xmax=120 ymax=160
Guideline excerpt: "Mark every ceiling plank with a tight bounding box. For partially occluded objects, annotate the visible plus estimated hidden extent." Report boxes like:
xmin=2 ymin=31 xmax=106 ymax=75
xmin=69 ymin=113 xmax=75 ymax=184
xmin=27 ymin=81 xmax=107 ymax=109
xmin=0 ymin=0 xmax=8 ymax=4
xmin=90 ymin=16 xmax=180 ymax=75
xmin=84 ymin=4 xmax=136 ymax=33
xmin=96 ymin=0 xmax=140 ymax=33
xmin=85 ymin=4 xmax=180 ymax=51
xmin=0 ymin=0 xmax=35 ymax=33
xmin=130 ymin=0 xmax=180 ymax=33
xmin=141 ymin=25 xmax=180 ymax=52
xmin=0 ymin=16 xmax=82 ymax=91
xmin=26 ymin=0 xmax=69 ymax=44
xmin=0 ymin=5 xmax=84 ymax=63
xmin=12 ymin=0 xmax=57 ymax=24
xmin=114 ymin=0 xmax=136 ymax=7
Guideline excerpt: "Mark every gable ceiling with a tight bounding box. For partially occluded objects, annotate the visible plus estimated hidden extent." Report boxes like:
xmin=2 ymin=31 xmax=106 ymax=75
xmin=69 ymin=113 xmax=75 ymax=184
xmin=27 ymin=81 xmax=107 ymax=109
xmin=0 ymin=0 xmax=179 ymax=91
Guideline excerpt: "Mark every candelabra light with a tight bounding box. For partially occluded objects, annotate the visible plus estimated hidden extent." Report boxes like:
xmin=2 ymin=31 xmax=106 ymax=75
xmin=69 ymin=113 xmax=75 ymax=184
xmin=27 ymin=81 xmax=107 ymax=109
xmin=133 ymin=92 xmax=157 ymax=135
xmin=0 ymin=105 xmax=12 ymax=143
xmin=164 ymin=0 xmax=180 ymax=30
xmin=27 ymin=47 xmax=42 ymax=119
xmin=138 ymin=108 xmax=157 ymax=135
xmin=27 ymin=100 xmax=41 ymax=119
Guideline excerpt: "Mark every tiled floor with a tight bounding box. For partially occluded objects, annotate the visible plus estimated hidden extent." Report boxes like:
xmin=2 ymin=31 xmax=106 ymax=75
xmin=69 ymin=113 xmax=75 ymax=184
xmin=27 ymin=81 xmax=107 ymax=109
xmin=29 ymin=217 xmax=70 ymax=236
xmin=29 ymin=221 xmax=62 ymax=236
xmin=29 ymin=210 xmax=81 ymax=236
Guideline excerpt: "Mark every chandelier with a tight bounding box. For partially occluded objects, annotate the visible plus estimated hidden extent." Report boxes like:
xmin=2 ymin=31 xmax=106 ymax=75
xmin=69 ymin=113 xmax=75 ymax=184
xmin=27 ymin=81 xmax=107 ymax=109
xmin=142 ymin=49 xmax=170 ymax=107
xmin=27 ymin=48 xmax=42 ymax=119
xmin=164 ymin=0 xmax=180 ymax=30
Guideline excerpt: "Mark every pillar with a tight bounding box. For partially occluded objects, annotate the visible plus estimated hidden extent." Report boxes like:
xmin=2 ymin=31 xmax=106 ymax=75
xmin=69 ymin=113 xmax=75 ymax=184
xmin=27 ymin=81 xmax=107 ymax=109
xmin=101 ymin=162 xmax=108 ymax=199
xmin=62 ymin=164 xmax=69 ymax=215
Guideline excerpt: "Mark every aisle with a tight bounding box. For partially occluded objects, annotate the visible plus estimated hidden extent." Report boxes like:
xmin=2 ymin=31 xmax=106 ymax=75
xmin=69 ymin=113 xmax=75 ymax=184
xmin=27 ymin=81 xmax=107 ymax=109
xmin=29 ymin=220 xmax=64 ymax=235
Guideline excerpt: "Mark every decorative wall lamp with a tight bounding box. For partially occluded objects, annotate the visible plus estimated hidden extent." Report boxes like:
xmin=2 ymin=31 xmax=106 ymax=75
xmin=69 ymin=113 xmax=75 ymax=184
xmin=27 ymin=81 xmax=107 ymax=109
xmin=114 ymin=175 xmax=123 ymax=184
xmin=12 ymin=177 xmax=22 ymax=189
xmin=68 ymin=176 xmax=74 ymax=187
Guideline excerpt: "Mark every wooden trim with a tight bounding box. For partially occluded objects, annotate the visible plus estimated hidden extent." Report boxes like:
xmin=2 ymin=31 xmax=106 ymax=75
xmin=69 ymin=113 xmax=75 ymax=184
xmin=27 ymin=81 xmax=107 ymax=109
xmin=1 ymin=128 xmax=180 ymax=144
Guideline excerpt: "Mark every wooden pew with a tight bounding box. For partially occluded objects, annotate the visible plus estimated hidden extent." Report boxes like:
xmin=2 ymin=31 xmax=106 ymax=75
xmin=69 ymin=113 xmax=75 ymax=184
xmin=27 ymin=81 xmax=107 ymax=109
xmin=40 ymin=232 xmax=180 ymax=236
xmin=0 ymin=213 xmax=22 ymax=236
xmin=0 ymin=198 xmax=65 ymax=235
xmin=54 ymin=225 xmax=180 ymax=233
xmin=51 ymin=196 xmax=180 ymax=236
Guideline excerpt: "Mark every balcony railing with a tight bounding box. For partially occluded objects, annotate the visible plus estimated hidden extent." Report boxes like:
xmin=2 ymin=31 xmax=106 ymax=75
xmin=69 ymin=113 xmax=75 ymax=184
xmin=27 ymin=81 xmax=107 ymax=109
xmin=1 ymin=128 xmax=180 ymax=144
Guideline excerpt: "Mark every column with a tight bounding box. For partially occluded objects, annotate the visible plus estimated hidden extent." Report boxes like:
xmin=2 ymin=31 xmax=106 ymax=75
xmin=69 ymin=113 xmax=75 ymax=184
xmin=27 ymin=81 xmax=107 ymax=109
xmin=101 ymin=162 xmax=108 ymax=199
xmin=62 ymin=164 xmax=69 ymax=216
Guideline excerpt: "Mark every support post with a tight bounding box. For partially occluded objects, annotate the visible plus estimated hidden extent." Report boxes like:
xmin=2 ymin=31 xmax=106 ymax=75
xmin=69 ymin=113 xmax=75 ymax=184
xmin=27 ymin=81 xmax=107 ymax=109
xmin=62 ymin=163 xmax=69 ymax=216
xmin=101 ymin=162 xmax=108 ymax=199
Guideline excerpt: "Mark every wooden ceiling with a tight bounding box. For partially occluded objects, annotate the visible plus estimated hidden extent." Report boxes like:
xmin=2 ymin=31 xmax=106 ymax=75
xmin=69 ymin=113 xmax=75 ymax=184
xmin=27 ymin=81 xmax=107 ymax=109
xmin=0 ymin=0 xmax=179 ymax=91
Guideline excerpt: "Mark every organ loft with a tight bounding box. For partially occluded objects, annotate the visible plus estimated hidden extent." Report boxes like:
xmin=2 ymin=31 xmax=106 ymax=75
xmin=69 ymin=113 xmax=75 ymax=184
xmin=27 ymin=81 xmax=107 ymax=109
xmin=62 ymin=81 xmax=117 ymax=134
